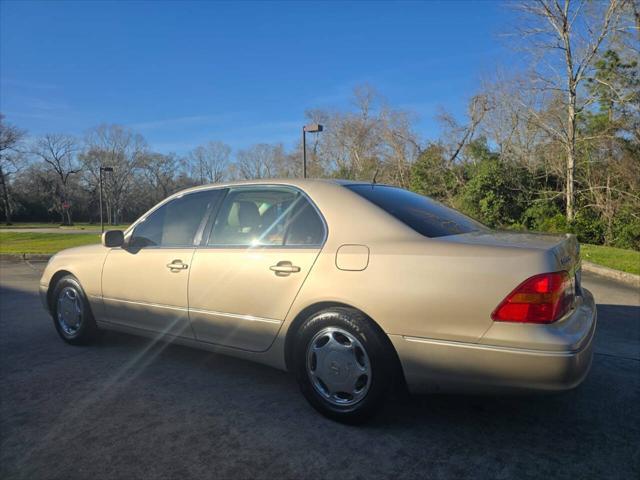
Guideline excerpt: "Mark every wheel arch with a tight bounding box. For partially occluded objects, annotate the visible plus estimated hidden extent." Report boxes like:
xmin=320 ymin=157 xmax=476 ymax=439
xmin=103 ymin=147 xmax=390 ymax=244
xmin=47 ymin=269 xmax=74 ymax=311
xmin=283 ymin=301 xmax=406 ymax=389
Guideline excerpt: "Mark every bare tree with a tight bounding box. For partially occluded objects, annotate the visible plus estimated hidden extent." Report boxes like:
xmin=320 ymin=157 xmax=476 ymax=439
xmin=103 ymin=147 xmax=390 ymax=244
xmin=378 ymin=105 xmax=420 ymax=188
xmin=480 ymin=75 xmax=538 ymax=167
xmin=0 ymin=115 xmax=27 ymax=224
xmin=80 ymin=125 xmax=146 ymax=224
xmin=480 ymin=74 xmax=569 ymax=206
xmin=188 ymin=141 xmax=231 ymax=184
xmin=140 ymin=152 xmax=181 ymax=203
xmin=309 ymin=85 xmax=418 ymax=184
xmin=32 ymin=134 xmax=81 ymax=225
xmin=514 ymin=0 xmax=627 ymax=220
xmin=236 ymin=143 xmax=284 ymax=179
xmin=438 ymin=94 xmax=491 ymax=166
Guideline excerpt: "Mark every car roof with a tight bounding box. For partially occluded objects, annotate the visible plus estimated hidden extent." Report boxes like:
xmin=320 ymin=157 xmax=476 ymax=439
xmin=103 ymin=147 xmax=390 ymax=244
xmin=127 ymin=177 xmax=417 ymax=241
xmin=174 ymin=178 xmax=390 ymax=196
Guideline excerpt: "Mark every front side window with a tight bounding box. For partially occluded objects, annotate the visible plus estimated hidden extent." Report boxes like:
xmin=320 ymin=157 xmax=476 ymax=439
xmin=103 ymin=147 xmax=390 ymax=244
xmin=346 ymin=184 xmax=488 ymax=238
xmin=130 ymin=190 xmax=221 ymax=248
xmin=208 ymin=187 xmax=325 ymax=247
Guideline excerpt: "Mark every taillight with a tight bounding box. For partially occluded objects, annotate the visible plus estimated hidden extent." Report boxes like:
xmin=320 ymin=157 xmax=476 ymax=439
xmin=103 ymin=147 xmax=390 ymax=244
xmin=491 ymin=272 xmax=574 ymax=324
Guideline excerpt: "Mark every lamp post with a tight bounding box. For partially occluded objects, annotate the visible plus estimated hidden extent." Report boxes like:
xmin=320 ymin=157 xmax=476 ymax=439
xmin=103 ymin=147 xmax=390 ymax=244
xmin=99 ymin=166 xmax=114 ymax=233
xmin=302 ymin=123 xmax=323 ymax=178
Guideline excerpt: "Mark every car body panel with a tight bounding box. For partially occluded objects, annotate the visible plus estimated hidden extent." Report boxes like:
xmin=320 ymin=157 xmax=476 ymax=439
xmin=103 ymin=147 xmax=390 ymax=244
xmin=101 ymin=247 xmax=196 ymax=338
xmin=390 ymin=289 xmax=596 ymax=393
xmin=39 ymin=243 xmax=108 ymax=313
xmin=286 ymin=237 xmax=559 ymax=344
xmin=39 ymin=178 xmax=597 ymax=394
xmin=188 ymin=247 xmax=321 ymax=351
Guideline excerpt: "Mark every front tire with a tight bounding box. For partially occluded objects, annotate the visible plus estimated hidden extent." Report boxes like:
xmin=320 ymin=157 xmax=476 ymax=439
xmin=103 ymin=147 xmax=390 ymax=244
xmin=293 ymin=307 xmax=395 ymax=424
xmin=51 ymin=275 xmax=99 ymax=345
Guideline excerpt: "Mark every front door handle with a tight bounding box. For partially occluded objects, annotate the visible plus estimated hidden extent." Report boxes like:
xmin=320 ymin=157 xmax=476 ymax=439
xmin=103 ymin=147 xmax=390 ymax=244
xmin=166 ymin=260 xmax=189 ymax=271
xmin=270 ymin=261 xmax=301 ymax=276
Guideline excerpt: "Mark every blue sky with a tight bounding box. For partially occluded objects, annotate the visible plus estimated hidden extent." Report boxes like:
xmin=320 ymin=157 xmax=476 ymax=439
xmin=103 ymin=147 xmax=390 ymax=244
xmin=0 ymin=0 xmax=515 ymax=154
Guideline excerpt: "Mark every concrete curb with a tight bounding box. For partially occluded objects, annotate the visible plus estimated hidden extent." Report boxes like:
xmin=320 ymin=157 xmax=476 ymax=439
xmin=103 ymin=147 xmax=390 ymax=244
xmin=582 ymin=261 xmax=640 ymax=288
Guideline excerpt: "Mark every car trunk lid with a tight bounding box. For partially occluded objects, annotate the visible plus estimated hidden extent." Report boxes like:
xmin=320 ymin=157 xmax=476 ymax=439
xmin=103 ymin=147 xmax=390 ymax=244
xmin=444 ymin=231 xmax=582 ymax=292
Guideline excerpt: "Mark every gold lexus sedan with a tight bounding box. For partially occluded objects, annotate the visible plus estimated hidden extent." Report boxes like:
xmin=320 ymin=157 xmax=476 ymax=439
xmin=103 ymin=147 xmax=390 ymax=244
xmin=40 ymin=179 xmax=596 ymax=422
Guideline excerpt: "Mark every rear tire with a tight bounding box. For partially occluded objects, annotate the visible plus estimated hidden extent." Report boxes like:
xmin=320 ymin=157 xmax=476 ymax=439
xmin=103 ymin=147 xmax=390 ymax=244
xmin=293 ymin=307 xmax=395 ymax=424
xmin=51 ymin=275 xmax=99 ymax=345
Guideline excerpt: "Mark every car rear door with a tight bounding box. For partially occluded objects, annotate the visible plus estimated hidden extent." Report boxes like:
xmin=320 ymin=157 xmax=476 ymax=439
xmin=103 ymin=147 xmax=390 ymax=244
xmin=187 ymin=185 xmax=326 ymax=351
xmin=101 ymin=189 xmax=224 ymax=338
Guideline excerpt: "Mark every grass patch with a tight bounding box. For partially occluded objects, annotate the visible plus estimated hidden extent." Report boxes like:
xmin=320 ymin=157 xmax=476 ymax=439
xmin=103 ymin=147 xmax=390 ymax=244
xmin=0 ymin=222 xmax=130 ymax=230
xmin=0 ymin=222 xmax=61 ymax=228
xmin=0 ymin=232 xmax=100 ymax=254
xmin=582 ymin=244 xmax=640 ymax=275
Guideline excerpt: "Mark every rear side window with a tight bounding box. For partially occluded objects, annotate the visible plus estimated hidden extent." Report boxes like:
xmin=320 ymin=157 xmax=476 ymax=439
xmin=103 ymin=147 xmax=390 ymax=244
xmin=346 ymin=184 xmax=487 ymax=238
xmin=131 ymin=190 xmax=221 ymax=248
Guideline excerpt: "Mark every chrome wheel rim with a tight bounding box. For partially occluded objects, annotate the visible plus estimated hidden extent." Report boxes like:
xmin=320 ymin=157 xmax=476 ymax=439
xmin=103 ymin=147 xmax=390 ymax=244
xmin=57 ymin=286 xmax=83 ymax=336
xmin=306 ymin=327 xmax=371 ymax=407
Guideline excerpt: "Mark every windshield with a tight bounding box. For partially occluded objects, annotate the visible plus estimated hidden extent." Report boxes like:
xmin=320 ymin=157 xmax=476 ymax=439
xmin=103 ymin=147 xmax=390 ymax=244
xmin=346 ymin=184 xmax=488 ymax=238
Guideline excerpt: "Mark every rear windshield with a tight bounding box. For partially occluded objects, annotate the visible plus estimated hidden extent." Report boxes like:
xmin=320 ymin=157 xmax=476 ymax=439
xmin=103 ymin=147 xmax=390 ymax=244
xmin=346 ymin=184 xmax=488 ymax=238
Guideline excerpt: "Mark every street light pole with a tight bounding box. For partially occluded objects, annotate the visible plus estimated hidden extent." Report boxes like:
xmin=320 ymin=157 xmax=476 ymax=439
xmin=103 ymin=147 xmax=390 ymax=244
xmin=302 ymin=123 xmax=323 ymax=179
xmin=99 ymin=168 xmax=103 ymax=233
xmin=99 ymin=166 xmax=114 ymax=233
xmin=302 ymin=127 xmax=307 ymax=179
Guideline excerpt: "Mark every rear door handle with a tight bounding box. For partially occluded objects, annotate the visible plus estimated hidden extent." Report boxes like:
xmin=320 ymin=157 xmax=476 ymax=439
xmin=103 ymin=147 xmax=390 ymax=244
xmin=166 ymin=260 xmax=189 ymax=271
xmin=270 ymin=261 xmax=301 ymax=276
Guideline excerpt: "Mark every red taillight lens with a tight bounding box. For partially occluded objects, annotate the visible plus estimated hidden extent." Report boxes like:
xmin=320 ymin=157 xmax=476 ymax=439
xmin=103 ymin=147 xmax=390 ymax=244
xmin=491 ymin=272 xmax=574 ymax=324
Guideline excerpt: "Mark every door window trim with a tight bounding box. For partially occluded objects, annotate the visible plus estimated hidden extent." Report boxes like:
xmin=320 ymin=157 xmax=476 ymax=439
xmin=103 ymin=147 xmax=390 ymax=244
xmin=199 ymin=184 xmax=328 ymax=250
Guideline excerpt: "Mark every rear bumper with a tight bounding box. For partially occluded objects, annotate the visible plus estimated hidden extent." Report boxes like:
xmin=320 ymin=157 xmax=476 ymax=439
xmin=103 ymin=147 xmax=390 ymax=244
xmin=390 ymin=289 xmax=597 ymax=394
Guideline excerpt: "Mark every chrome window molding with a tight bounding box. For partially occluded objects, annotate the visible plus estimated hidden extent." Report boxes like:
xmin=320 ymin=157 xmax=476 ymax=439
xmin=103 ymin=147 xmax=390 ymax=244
xmin=195 ymin=244 xmax=323 ymax=250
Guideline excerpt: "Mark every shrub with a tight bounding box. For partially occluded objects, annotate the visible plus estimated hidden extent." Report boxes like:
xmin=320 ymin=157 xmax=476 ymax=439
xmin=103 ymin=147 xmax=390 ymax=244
xmin=570 ymin=209 xmax=605 ymax=245
xmin=458 ymin=158 xmax=532 ymax=229
xmin=611 ymin=206 xmax=640 ymax=250
xmin=521 ymin=202 xmax=568 ymax=233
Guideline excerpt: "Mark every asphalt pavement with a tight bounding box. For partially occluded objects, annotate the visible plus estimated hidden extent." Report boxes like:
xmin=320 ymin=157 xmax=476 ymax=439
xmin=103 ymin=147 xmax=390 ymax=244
xmin=0 ymin=259 xmax=638 ymax=479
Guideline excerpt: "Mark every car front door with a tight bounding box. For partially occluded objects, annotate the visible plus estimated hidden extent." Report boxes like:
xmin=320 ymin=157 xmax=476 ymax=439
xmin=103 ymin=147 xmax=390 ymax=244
xmin=101 ymin=189 xmax=224 ymax=338
xmin=188 ymin=185 xmax=326 ymax=351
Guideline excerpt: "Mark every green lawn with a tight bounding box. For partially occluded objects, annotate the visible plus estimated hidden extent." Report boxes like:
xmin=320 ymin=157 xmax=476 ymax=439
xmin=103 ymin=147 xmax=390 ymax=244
xmin=582 ymin=244 xmax=640 ymax=275
xmin=0 ymin=222 xmax=61 ymax=228
xmin=0 ymin=222 xmax=130 ymax=230
xmin=0 ymin=232 xmax=100 ymax=254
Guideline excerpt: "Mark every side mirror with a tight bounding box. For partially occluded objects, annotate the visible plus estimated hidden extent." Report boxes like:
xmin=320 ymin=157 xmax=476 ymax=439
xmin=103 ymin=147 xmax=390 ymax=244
xmin=102 ymin=230 xmax=124 ymax=248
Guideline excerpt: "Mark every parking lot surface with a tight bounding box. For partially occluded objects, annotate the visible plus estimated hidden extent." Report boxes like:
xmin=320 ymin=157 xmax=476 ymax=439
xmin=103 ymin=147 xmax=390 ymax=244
xmin=1 ymin=259 xmax=638 ymax=479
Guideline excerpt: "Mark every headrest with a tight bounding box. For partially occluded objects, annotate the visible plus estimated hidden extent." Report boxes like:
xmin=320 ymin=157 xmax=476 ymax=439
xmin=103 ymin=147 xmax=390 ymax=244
xmin=237 ymin=201 xmax=260 ymax=229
